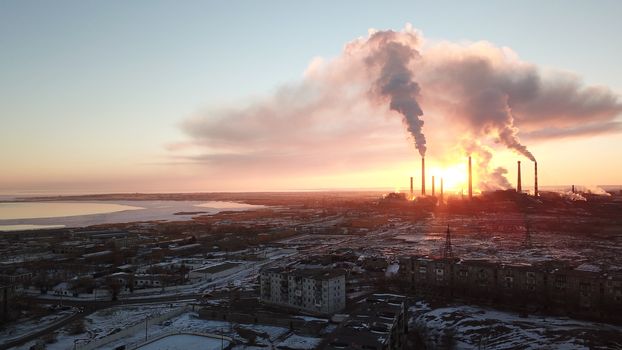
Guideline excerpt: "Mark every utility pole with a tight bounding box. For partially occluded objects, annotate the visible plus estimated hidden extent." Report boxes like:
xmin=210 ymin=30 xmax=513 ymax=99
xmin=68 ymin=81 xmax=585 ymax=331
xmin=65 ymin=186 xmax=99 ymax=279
xmin=443 ymin=226 xmax=453 ymax=259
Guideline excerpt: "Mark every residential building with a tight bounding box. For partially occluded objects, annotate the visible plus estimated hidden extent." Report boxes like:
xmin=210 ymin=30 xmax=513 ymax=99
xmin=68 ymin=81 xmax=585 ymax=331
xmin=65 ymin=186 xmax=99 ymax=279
xmin=323 ymin=294 xmax=407 ymax=350
xmin=260 ymin=267 xmax=346 ymax=315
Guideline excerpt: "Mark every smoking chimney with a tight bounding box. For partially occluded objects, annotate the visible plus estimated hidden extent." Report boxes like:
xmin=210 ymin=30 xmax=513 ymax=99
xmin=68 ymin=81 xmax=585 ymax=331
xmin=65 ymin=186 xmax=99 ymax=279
xmin=421 ymin=157 xmax=426 ymax=196
xmin=572 ymin=184 xmax=575 ymax=193
xmin=432 ymin=175 xmax=435 ymax=196
xmin=410 ymin=177 xmax=413 ymax=198
xmin=534 ymin=161 xmax=539 ymax=197
xmin=440 ymin=177 xmax=444 ymax=202
xmin=517 ymin=161 xmax=522 ymax=193
xmin=468 ymin=156 xmax=473 ymax=199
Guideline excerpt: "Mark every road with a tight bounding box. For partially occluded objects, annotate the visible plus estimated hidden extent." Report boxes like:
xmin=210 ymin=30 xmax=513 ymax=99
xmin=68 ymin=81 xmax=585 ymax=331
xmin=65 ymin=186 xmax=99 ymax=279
xmin=1 ymin=294 xmax=203 ymax=350
xmin=1 ymin=232 xmax=330 ymax=349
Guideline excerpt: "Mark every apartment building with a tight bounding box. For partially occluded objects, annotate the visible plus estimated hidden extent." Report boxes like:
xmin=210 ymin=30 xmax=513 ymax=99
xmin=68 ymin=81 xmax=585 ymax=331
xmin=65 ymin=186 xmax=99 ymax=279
xmin=260 ymin=267 xmax=346 ymax=315
xmin=399 ymin=255 xmax=622 ymax=322
xmin=322 ymin=293 xmax=407 ymax=350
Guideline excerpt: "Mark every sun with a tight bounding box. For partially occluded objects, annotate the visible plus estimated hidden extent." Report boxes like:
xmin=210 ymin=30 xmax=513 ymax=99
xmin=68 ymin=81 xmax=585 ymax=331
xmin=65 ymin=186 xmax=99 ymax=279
xmin=430 ymin=163 xmax=468 ymax=193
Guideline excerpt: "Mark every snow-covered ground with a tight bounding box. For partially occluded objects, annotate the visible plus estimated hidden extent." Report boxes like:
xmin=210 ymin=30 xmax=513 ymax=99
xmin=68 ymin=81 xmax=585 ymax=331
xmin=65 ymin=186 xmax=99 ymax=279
xmin=136 ymin=333 xmax=229 ymax=350
xmin=410 ymin=301 xmax=622 ymax=349
xmin=13 ymin=308 xmax=322 ymax=350
xmin=21 ymin=246 xmax=296 ymax=304
xmin=277 ymin=334 xmax=322 ymax=349
xmin=87 ymin=304 xmax=183 ymax=337
xmin=119 ymin=249 xmax=295 ymax=300
xmin=0 ymin=306 xmax=76 ymax=343
xmin=99 ymin=312 xmax=321 ymax=350
xmin=11 ymin=303 xmax=183 ymax=350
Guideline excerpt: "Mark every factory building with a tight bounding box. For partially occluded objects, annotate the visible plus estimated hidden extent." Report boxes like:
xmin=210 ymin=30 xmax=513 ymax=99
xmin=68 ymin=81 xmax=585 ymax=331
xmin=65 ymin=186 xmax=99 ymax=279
xmin=260 ymin=267 xmax=346 ymax=315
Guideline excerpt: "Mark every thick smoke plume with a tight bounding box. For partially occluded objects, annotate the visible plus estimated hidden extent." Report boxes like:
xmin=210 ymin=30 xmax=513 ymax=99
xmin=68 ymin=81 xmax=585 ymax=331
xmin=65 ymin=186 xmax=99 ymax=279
xmin=365 ymin=31 xmax=427 ymax=156
xmin=174 ymin=25 xmax=622 ymax=189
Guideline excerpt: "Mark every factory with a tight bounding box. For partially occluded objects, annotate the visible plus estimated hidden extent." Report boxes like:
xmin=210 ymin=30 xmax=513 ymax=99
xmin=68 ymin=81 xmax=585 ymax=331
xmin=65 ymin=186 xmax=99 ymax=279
xmin=408 ymin=155 xmax=540 ymax=200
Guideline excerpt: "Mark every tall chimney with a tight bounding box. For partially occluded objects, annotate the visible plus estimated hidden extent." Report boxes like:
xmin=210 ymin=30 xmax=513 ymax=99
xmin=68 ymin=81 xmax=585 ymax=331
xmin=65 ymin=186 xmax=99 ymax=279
xmin=534 ymin=161 xmax=539 ymax=197
xmin=440 ymin=177 xmax=444 ymax=202
xmin=468 ymin=156 xmax=473 ymax=199
xmin=410 ymin=177 xmax=413 ymax=197
xmin=517 ymin=161 xmax=522 ymax=193
xmin=432 ymin=176 xmax=435 ymax=196
xmin=421 ymin=157 xmax=426 ymax=196
xmin=572 ymin=184 xmax=575 ymax=193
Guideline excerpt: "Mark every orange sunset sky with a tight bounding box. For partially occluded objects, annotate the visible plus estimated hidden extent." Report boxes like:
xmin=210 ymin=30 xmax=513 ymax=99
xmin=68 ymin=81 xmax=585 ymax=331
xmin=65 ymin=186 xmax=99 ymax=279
xmin=1 ymin=1 xmax=621 ymax=195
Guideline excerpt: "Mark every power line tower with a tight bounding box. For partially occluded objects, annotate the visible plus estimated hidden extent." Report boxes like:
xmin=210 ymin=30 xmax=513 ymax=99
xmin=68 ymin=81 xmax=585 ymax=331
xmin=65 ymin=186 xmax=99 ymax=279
xmin=442 ymin=225 xmax=453 ymax=258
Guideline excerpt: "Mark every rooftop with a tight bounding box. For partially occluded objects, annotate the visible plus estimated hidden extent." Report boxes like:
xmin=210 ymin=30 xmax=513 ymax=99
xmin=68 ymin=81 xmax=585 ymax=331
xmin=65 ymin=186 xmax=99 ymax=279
xmin=193 ymin=262 xmax=242 ymax=274
xmin=264 ymin=266 xmax=346 ymax=280
xmin=325 ymin=294 xmax=406 ymax=350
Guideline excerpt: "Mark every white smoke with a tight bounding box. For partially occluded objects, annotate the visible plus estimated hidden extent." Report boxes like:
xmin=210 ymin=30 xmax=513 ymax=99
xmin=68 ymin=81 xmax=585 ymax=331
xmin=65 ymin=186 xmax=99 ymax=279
xmin=175 ymin=25 xmax=622 ymax=189
xmin=562 ymin=191 xmax=587 ymax=201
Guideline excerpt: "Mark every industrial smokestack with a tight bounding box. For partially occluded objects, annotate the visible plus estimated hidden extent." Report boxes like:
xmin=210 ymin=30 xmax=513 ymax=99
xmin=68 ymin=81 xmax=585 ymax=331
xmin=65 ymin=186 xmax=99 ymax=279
xmin=572 ymin=184 xmax=575 ymax=193
xmin=432 ymin=176 xmax=435 ymax=196
xmin=468 ymin=156 xmax=473 ymax=199
xmin=410 ymin=177 xmax=413 ymax=197
xmin=534 ymin=161 xmax=539 ymax=197
xmin=440 ymin=177 xmax=444 ymax=202
xmin=421 ymin=157 xmax=426 ymax=196
xmin=517 ymin=161 xmax=522 ymax=193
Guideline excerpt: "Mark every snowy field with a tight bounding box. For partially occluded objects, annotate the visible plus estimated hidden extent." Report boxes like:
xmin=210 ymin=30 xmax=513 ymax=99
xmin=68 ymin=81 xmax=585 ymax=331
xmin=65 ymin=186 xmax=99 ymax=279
xmin=0 ymin=306 xmax=76 ymax=343
xmin=332 ymin=217 xmax=622 ymax=267
xmin=410 ymin=301 xmax=622 ymax=349
xmin=136 ymin=333 xmax=229 ymax=350
xmin=13 ymin=308 xmax=322 ymax=350
xmin=11 ymin=303 xmax=182 ymax=350
xmin=98 ymin=312 xmax=321 ymax=350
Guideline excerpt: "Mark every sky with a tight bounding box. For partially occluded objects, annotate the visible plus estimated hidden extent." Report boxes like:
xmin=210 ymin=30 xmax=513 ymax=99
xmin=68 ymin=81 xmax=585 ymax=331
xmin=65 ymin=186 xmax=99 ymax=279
xmin=1 ymin=0 xmax=621 ymax=194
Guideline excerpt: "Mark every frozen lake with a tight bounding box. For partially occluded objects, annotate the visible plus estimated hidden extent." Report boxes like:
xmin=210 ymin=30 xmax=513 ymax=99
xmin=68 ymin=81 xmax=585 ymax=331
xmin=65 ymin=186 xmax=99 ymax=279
xmin=0 ymin=202 xmax=143 ymax=220
xmin=0 ymin=200 xmax=265 ymax=231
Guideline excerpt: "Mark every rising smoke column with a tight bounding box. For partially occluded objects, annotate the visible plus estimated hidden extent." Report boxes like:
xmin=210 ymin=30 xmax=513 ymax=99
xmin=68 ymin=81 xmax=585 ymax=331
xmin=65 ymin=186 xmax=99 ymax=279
xmin=469 ymin=88 xmax=536 ymax=161
xmin=463 ymin=139 xmax=512 ymax=190
xmin=364 ymin=31 xmax=427 ymax=156
xmin=176 ymin=25 xmax=622 ymax=188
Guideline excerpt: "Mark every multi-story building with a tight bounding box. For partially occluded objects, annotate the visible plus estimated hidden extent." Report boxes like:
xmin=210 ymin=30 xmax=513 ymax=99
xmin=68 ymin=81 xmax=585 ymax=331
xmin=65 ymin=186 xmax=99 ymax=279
xmin=1 ymin=285 xmax=16 ymax=322
xmin=260 ymin=267 xmax=346 ymax=315
xmin=399 ymin=256 xmax=622 ymax=322
xmin=602 ymin=272 xmax=622 ymax=319
xmin=400 ymin=256 xmax=456 ymax=296
xmin=0 ymin=271 xmax=33 ymax=286
xmin=455 ymin=259 xmax=498 ymax=301
xmin=495 ymin=263 xmax=547 ymax=305
xmin=322 ymin=293 xmax=407 ymax=350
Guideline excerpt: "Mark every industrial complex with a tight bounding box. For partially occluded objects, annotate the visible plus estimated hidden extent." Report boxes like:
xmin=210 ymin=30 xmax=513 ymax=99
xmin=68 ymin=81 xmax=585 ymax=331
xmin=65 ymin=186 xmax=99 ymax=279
xmin=1 ymin=177 xmax=621 ymax=349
